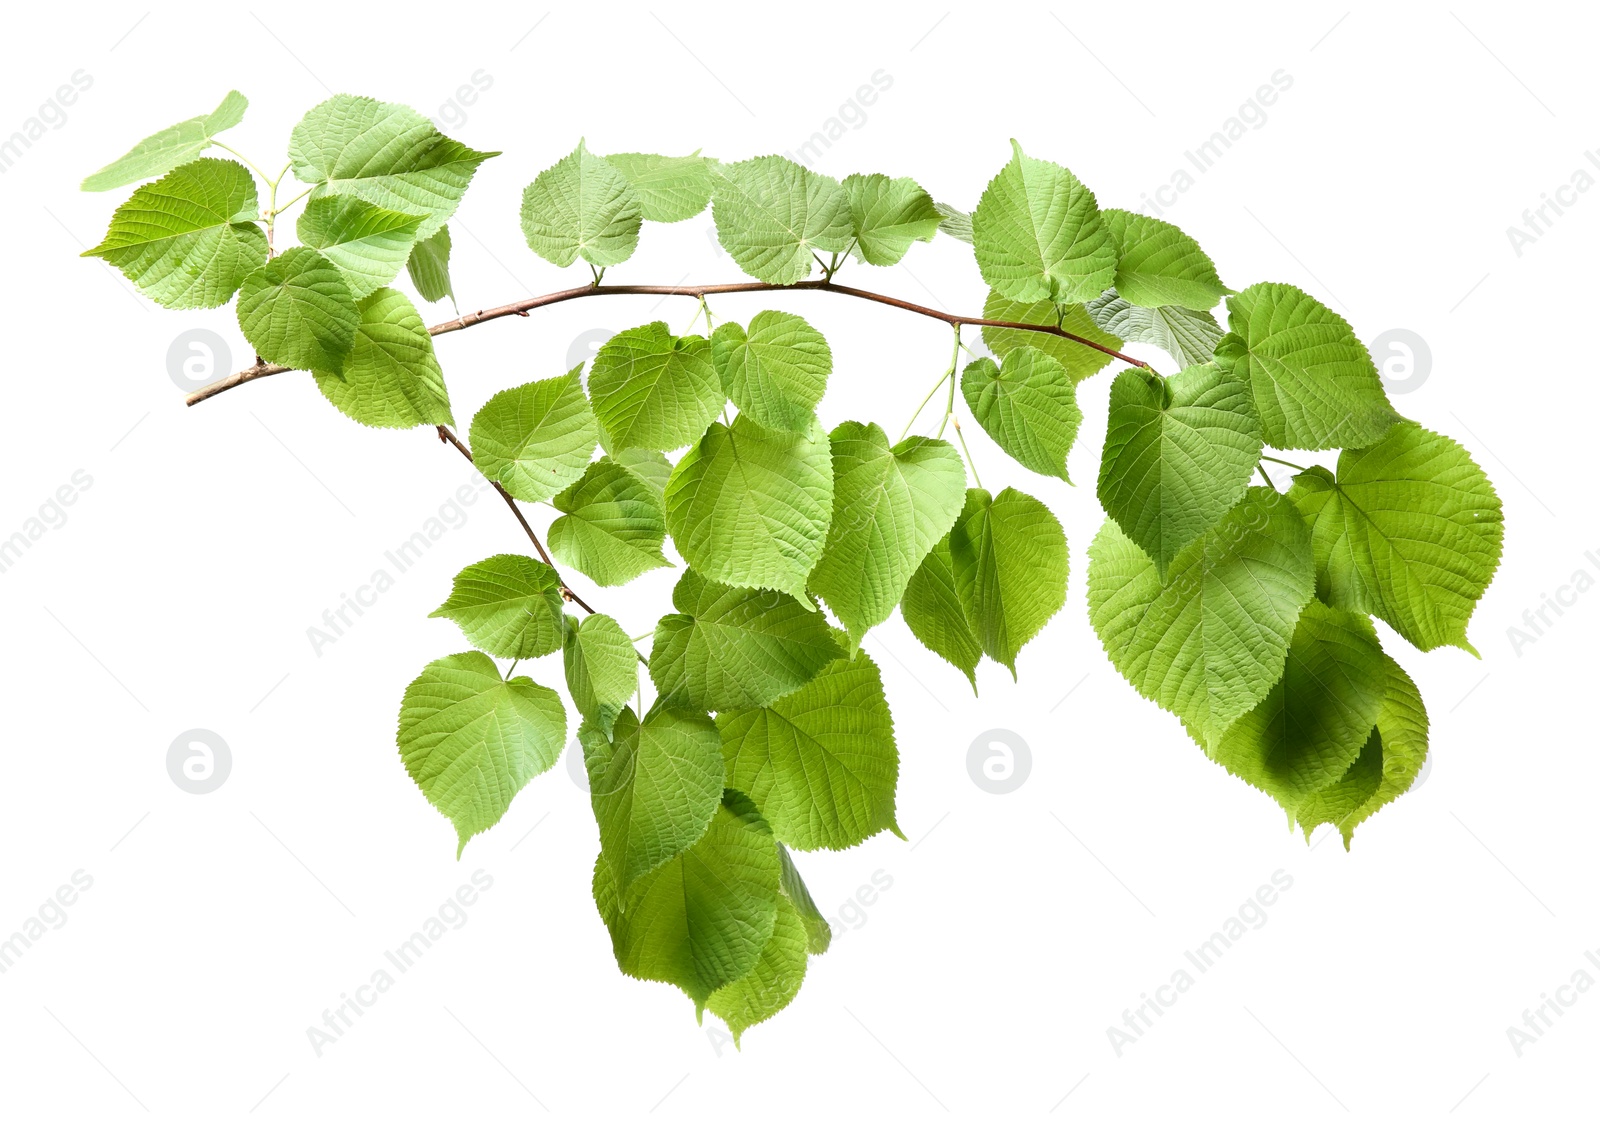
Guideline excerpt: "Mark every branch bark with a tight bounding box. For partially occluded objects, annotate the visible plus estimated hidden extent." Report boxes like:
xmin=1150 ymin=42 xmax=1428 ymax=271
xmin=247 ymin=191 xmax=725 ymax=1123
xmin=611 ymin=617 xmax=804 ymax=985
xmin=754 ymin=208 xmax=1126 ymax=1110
xmin=184 ymin=279 xmax=1151 ymax=406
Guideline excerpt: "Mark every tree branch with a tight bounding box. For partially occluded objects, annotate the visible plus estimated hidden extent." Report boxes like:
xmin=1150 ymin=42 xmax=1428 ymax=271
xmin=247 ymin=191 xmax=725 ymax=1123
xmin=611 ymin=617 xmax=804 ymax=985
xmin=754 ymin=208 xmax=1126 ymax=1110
xmin=184 ymin=279 xmax=1152 ymax=406
xmin=435 ymin=424 xmax=596 ymax=615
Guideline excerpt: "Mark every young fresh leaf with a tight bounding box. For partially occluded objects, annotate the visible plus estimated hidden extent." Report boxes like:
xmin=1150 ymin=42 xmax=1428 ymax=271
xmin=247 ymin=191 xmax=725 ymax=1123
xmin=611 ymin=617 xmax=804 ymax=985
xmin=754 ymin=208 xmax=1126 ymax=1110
xmin=562 ymin=613 xmax=638 ymax=737
xmin=288 ymin=94 xmax=496 ymax=240
xmin=1214 ymin=282 xmax=1400 ymax=450
xmin=428 ymin=553 xmax=565 ymax=659
xmin=312 ymin=287 xmax=454 ymax=428
xmin=1097 ymin=364 xmax=1262 ymax=576
xmin=971 ymin=140 xmax=1116 ymax=304
xmin=1288 ymin=422 xmax=1503 ymax=654
xmin=711 ymin=311 xmax=832 ymax=434
xmin=549 ymin=457 xmax=672 ymax=587
xmin=1085 ymin=290 xmax=1222 ymax=370
xmin=468 ymin=368 xmax=598 ymax=503
xmin=603 ymin=151 xmax=714 ymax=223
xmin=82 ymin=157 xmax=265 ymax=309
xmin=948 ymin=487 xmax=1069 ymax=677
xmin=589 ymin=322 xmax=723 ymax=452
xmin=705 ymin=893 xmax=809 ymax=1046
xmin=520 ymin=139 xmax=642 ymax=268
xmin=718 ymin=650 xmax=900 ymax=851
xmin=981 ymin=291 xmax=1122 ymax=383
xmin=664 ymin=414 xmax=835 ymax=603
xmin=1087 ymin=488 xmax=1315 ymax=744
xmin=406 ymin=225 xmax=455 ymax=304
xmin=900 ymin=536 xmax=982 ymax=690
xmin=1100 ymin=208 xmax=1230 ymax=310
xmin=1209 ymin=602 xmax=1388 ymax=817
xmin=582 ymin=704 xmax=724 ymax=895
xmin=296 ymin=195 xmax=424 ymax=299
xmin=933 ymin=201 xmax=973 ymax=244
xmin=960 ymin=349 xmax=1083 ymax=481
xmin=649 ymin=570 xmax=843 ymax=712
xmin=843 ymin=173 xmax=941 ymax=266
xmin=810 ymin=422 xmax=966 ymax=646
xmin=710 ymin=156 xmax=853 ymax=284
xmin=397 ymin=651 xmax=566 ymax=857
xmin=81 ymin=90 xmax=248 ymax=191
xmin=593 ymin=790 xmax=780 ymax=1011
xmin=236 ymin=246 xmax=360 ymax=374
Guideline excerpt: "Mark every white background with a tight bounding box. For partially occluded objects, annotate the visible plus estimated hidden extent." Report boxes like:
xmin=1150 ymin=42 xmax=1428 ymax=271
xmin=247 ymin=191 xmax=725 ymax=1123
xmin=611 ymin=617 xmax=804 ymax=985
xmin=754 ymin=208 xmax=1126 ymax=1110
xmin=1 ymin=2 xmax=1593 ymax=1121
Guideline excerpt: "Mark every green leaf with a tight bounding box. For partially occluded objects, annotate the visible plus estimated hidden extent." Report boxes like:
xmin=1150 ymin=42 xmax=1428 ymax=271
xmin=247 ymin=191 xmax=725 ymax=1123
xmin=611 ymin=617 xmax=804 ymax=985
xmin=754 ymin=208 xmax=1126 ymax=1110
xmin=1288 ymin=422 xmax=1503 ymax=655
xmin=949 ymin=487 xmax=1069 ymax=677
xmin=296 ymin=195 xmax=424 ymax=299
xmin=397 ymin=651 xmax=566 ymax=857
xmin=589 ymin=322 xmax=724 ymax=452
xmin=520 ymin=140 xmax=642 ymax=268
xmin=843 ymin=173 xmax=941 ymax=265
xmin=562 ymin=613 xmax=638 ymax=737
xmin=614 ymin=448 xmax=673 ymax=499
xmin=468 ymin=368 xmax=598 ymax=503
xmin=971 ymin=140 xmax=1116 ymax=304
xmin=428 ymin=553 xmax=565 ymax=659
xmin=237 ymin=246 xmax=360 ymax=374
xmin=1087 ymin=488 xmax=1315 ymax=744
xmin=1209 ymin=602 xmax=1388 ymax=816
xmin=1298 ymin=651 xmax=1429 ymax=847
xmin=549 ymin=457 xmax=672 ymax=587
xmin=1097 ymin=364 xmax=1263 ymax=576
xmin=312 ymin=287 xmax=453 ymax=428
xmin=933 ymin=201 xmax=973 ymax=244
xmin=603 ymin=151 xmax=713 ymax=223
xmin=583 ymin=705 xmax=724 ymax=894
xmin=960 ymin=348 xmax=1083 ymax=481
xmin=810 ymin=422 xmax=967 ymax=646
xmin=900 ymin=536 xmax=982 ymax=690
xmin=777 ymin=843 xmax=831 ymax=954
xmin=593 ymin=790 xmax=779 ymax=1011
xmin=711 ymin=311 xmax=832 ymax=433
xmin=649 ymin=569 xmax=843 ymax=712
xmin=82 ymin=90 xmax=248 ymax=192
xmin=710 ymin=157 xmax=853 ymax=284
xmin=664 ymin=414 xmax=834 ymax=602
xmin=718 ymin=649 xmax=899 ymax=850
xmin=980 ymin=291 xmax=1123 ymax=383
xmin=82 ymin=157 xmax=266 ymax=309
xmin=1100 ymin=209 xmax=1230 ymax=310
xmin=1085 ymin=290 xmax=1222 ymax=370
xmin=1215 ymin=282 xmax=1401 ymax=450
xmin=406 ymin=225 xmax=455 ymax=304
xmin=288 ymin=95 xmax=496 ymax=241
xmin=706 ymin=892 xmax=808 ymax=1046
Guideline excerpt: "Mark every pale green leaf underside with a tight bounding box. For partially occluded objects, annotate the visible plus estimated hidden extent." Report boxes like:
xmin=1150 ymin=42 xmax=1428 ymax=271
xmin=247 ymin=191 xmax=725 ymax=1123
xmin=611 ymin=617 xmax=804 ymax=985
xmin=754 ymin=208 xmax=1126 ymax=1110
xmin=933 ymin=201 xmax=973 ymax=244
xmin=398 ymin=651 xmax=565 ymax=857
xmin=521 ymin=139 xmax=642 ymax=267
xmin=82 ymin=90 xmax=247 ymax=191
xmin=550 ymin=457 xmax=672 ymax=587
xmin=718 ymin=650 xmax=899 ymax=851
xmin=949 ymin=487 xmax=1069 ymax=676
xmin=811 ymin=422 xmax=967 ymax=645
xmin=406 ymin=225 xmax=455 ymax=304
xmin=960 ymin=348 xmax=1083 ymax=482
xmin=1097 ymin=364 xmax=1262 ymax=576
xmin=590 ymin=322 xmax=723 ymax=452
xmin=711 ymin=156 xmax=853 ymax=284
xmin=1085 ymin=290 xmax=1223 ymax=370
xmin=297 ymin=195 xmax=424 ymax=299
xmin=1088 ymin=488 xmax=1315 ymax=743
xmin=237 ymin=246 xmax=359 ymax=374
xmin=1288 ymin=422 xmax=1502 ymax=654
xmin=604 ymin=151 xmax=713 ymax=223
xmin=972 ymin=140 xmax=1115 ymax=304
xmin=428 ymin=553 xmax=565 ymax=659
xmin=83 ymin=157 xmax=265 ymax=309
xmin=711 ymin=311 xmax=832 ymax=433
xmin=313 ymin=287 xmax=453 ymax=428
xmin=664 ymin=414 xmax=834 ymax=603
xmin=469 ymin=368 xmax=598 ymax=503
